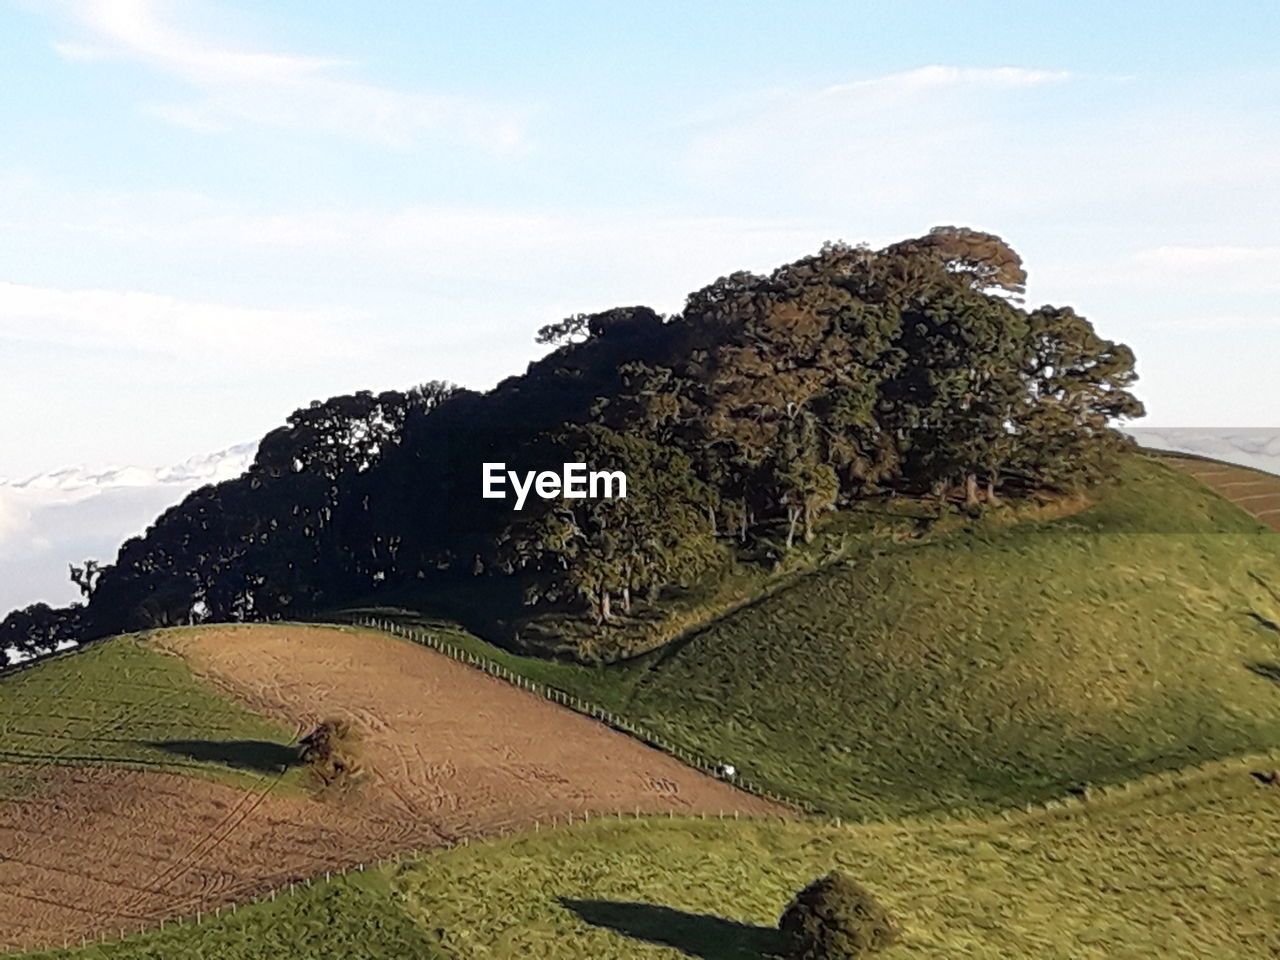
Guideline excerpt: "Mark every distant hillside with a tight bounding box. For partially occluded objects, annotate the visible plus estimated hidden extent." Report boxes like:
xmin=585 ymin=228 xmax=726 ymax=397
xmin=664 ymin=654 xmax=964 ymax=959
xmin=1127 ymin=427 xmax=1280 ymax=476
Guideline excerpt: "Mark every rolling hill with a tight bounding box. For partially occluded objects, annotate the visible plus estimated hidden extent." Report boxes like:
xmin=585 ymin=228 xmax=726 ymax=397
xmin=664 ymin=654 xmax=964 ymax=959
xmin=366 ymin=451 xmax=1280 ymax=820
xmin=15 ymin=751 xmax=1279 ymax=959
xmin=3 ymin=449 xmax=1280 ymax=957
xmin=0 ymin=624 xmax=776 ymax=953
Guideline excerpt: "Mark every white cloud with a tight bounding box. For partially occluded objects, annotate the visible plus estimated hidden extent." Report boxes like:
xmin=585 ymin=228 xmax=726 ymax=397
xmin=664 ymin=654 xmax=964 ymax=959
xmin=1163 ymin=314 xmax=1280 ymax=333
xmin=0 ymin=443 xmax=254 ymax=612
xmin=827 ymin=65 xmax=1071 ymax=97
xmin=10 ymin=185 xmax=828 ymax=307
xmin=0 ymin=280 xmax=369 ymax=367
xmin=48 ymin=0 xmax=528 ymax=152
xmin=683 ymin=65 xmax=1071 ymax=212
xmin=65 ymin=0 xmax=349 ymax=85
xmin=679 ymin=64 xmax=1280 ymax=244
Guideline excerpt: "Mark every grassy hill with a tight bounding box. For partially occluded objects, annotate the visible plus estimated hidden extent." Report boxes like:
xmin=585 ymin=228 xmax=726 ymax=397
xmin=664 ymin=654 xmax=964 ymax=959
xmin=14 ymin=868 xmax=445 ymax=960
xmin=361 ymin=453 xmax=1280 ymax=819
xmin=4 ymin=451 xmax=1280 ymax=957
xmin=20 ymin=752 xmax=1279 ymax=959
xmin=0 ymin=636 xmax=302 ymax=796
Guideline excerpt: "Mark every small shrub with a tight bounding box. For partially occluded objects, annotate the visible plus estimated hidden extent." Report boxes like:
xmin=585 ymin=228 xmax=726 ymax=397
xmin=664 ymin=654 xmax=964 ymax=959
xmin=779 ymin=871 xmax=899 ymax=959
xmin=299 ymin=717 xmax=364 ymax=798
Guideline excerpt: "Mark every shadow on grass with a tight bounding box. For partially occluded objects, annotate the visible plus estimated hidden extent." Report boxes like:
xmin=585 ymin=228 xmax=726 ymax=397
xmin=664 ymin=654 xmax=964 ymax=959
xmin=1245 ymin=661 xmax=1280 ymax=687
xmin=561 ymin=899 xmax=784 ymax=960
xmin=1246 ymin=661 xmax=1280 ymax=687
xmin=1247 ymin=611 xmax=1280 ymax=633
xmin=147 ymin=739 xmax=301 ymax=773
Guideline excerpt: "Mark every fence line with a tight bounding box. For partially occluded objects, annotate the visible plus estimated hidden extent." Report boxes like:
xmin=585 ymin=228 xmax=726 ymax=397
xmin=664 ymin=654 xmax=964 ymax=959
xmin=331 ymin=612 xmax=815 ymax=813
xmin=39 ymin=739 xmax=1280 ymax=954
xmin=33 ymin=806 xmax=790 ymax=955
xmin=18 ymin=614 xmax=1280 ymax=953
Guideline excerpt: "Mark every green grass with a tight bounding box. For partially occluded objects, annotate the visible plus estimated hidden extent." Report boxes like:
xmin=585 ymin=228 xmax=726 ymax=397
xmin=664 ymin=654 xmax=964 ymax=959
xmin=0 ymin=636 xmax=303 ymax=796
xmin=16 ymin=870 xmax=446 ymax=960
xmin=351 ymin=454 xmax=1280 ymax=819
xmin=392 ymin=757 xmax=1280 ymax=959
xmin=28 ymin=755 xmax=1279 ymax=959
xmin=607 ymin=456 xmax=1280 ymax=818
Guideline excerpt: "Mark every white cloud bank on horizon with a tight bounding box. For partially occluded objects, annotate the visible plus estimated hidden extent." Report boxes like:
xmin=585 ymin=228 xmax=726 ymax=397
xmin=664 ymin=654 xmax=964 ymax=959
xmin=1125 ymin=428 xmax=1280 ymax=477
xmin=0 ymin=442 xmax=255 ymax=615
xmin=50 ymin=0 xmax=528 ymax=152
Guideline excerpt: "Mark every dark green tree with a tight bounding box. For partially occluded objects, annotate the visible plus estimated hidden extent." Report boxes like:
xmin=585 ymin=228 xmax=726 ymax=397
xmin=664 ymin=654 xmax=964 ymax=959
xmin=779 ymin=871 xmax=900 ymax=960
xmin=496 ymin=426 xmax=719 ymax=624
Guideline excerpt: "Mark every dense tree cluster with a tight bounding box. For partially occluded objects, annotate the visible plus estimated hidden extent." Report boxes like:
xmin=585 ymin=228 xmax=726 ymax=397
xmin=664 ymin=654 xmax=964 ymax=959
xmin=0 ymin=602 xmax=83 ymax=666
xmin=0 ymin=228 xmax=1144 ymax=660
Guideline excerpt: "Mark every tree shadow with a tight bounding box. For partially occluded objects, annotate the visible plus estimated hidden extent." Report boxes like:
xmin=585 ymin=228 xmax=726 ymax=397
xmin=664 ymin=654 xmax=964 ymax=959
xmin=1247 ymin=611 xmax=1280 ymax=633
xmin=147 ymin=739 xmax=302 ymax=773
xmin=1245 ymin=662 xmax=1280 ymax=687
xmin=560 ymin=899 xmax=784 ymax=960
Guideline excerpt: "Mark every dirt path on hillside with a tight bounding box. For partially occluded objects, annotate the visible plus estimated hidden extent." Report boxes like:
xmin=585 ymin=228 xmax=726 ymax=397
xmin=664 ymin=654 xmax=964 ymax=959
xmin=0 ymin=625 xmax=784 ymax=952
xmin=1162 ymin=455 xmax=1280 ymax=532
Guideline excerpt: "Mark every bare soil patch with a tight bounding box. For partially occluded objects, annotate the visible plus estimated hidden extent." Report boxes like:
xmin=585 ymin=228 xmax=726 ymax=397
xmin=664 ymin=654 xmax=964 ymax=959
xmin=1163 ymin=457 xmax=1280 ymax=532
xmin=0 ymin=625 xmax=783 ymax=952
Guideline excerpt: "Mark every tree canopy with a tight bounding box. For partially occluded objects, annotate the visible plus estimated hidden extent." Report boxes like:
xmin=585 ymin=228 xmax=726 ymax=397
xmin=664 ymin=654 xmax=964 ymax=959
xmin=1 ymin=228 xmax=1144 ymax=661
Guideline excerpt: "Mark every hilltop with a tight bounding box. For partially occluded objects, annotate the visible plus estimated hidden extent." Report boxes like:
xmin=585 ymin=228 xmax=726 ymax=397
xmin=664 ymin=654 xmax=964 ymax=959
xmin=3 ymin=226 xmax=1146 ymax=666
xmin=9 ymin=227 xmax=1280 ymax=957
xmin=2 ymin=452 xmax=1278 ymax=954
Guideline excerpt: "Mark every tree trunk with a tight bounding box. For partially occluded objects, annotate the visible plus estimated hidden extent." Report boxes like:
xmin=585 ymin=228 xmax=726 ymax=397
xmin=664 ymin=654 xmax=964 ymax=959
xmin=786 ymin=506 xmax=799 ymax=550
xmin=599 ymin=590 xmax=612 ymax=623
xmin=965 ymin=473 xmax=980 ymax=507
xmin=803 ymin=503 xmax=815 ymax=543
xmin=707 ymin=504 xmax=717 ymax=536
xmin=622 ymin=584 xmax=631 ymax=614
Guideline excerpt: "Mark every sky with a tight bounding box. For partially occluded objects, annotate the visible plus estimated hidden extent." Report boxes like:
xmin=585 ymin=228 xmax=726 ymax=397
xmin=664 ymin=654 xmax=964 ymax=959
xmin=1 ymin=0 xmax=1278 ymax=479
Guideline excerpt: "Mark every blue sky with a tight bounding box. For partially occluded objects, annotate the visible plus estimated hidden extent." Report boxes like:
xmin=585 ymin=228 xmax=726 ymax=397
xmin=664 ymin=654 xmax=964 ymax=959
xmin=1 ymin=0 xmax=1277 ymax=477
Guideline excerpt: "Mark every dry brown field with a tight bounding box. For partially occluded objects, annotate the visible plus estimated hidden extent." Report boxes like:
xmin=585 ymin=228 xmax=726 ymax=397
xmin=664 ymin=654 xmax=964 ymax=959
xmin=0 ymin=625 xmax=783 ymax=952
xmin=1161 ymin=453 xmax=1280 ymax=531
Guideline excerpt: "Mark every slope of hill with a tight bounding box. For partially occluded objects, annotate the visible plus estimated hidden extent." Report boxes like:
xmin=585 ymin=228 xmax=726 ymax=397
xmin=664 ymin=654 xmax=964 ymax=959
xmin=1160 ymin=451 xmax=1280 ymax=532
xmin=0 ymin=637 xmax=297 ymax=792
xmin=603 ymin=454 xmax=1280 ymax=818
xmin=19 ymin=752 xmax=1279 ymax=959
xmin=3 ymin=453 xmax=1278 ymax=955
xmin=396 ymin=755 xmax=1280 ymax=959
xmin=368 ymin=452 xmax=1280 ymax=820
xmin=0 ymin=624 xmax=778 ymax=953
